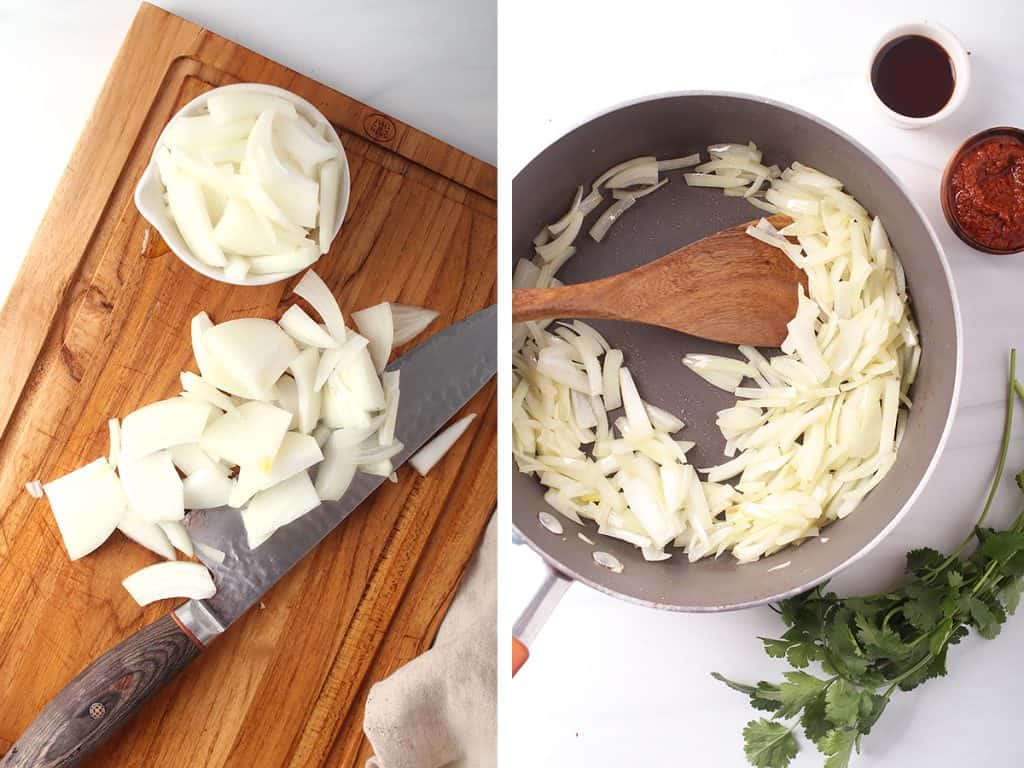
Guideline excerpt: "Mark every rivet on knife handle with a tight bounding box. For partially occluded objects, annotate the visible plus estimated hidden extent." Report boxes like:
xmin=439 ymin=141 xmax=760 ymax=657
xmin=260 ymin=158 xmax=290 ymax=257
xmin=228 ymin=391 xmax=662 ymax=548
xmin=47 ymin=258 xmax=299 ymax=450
xmin=0 ymin=614 xmax=201 ymax=768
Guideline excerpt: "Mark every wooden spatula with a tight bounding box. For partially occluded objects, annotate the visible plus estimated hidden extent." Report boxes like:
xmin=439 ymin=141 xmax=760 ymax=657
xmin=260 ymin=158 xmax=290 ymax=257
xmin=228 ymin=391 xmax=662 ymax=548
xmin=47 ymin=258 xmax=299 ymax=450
xmin=513 ymin=214 xmax=806 ymax=347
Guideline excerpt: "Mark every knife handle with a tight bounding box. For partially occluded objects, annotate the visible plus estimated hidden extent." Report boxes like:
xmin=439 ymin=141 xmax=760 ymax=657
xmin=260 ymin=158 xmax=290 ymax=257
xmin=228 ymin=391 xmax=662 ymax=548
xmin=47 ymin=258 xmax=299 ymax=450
xmin=0 ymin=613 xmax=202 ymax=768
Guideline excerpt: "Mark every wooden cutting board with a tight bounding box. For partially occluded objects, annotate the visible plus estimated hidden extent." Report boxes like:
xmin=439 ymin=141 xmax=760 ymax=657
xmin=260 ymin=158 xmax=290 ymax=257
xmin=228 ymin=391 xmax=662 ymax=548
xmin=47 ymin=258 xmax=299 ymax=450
xmin=0 ymin=4 xmax=496 ymax=766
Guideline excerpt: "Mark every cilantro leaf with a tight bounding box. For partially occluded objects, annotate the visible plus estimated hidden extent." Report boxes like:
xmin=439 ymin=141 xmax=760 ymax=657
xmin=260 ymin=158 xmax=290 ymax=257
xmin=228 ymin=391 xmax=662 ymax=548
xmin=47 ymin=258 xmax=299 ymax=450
xmin=853 ymin=613 xmax=911 ymax=660
xmin=711 ymin=673 xmax=782 ymax=713
xmin=743 ymin=719 xmax=798 ymax=768
xmin=905 ymin=547 xmax=945 ymax=575
xmin=825 ymin=609 xmax=870 ymax=676
xmin=1002 ymin=575 xmax=1024 ymax=614
xmin=824 ymin=679 xmax=861 ymax=727
xmin=800 ymin=692 xmax=831 ymax=743
xmin=981 ymin=530 xmax=1024 ymax=565
xmin=775 ymin=671 xmax=830 ymax=718
xmin=856 ymin=692 xmax=888 ymax=735
xmin=964 ymin=594 xmax=1005 ymax=639
xmin=902 ymin=582 xmax=944 ymax=631
xmin=785 ymin=641 xmax=819 ymax=669
xmin=761 ymin=637 xmax=791 ymax=659
xmin=817 ymin=729 xmax=857 ymax=768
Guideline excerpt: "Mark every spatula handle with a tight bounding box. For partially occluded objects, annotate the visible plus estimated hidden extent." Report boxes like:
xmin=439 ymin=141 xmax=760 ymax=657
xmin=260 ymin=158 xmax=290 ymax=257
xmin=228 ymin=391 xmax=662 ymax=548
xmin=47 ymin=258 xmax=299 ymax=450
xmin=512 ymin=283 xmax=619 ymax=324
xmin=0 ymin=614 xmax=202 ymax=767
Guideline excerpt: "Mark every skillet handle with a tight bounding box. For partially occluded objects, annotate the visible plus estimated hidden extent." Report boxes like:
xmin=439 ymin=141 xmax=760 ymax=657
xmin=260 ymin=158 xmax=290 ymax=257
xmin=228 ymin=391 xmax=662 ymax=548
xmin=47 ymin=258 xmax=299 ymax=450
xmin=511 ymin=564 xmax=572 ymax=676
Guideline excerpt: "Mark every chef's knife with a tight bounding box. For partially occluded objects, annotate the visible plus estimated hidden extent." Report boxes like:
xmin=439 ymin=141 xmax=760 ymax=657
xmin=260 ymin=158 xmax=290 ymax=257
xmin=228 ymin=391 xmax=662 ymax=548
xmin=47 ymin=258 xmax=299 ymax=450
xmin=0 ymin=305 xmax=495 ymax=768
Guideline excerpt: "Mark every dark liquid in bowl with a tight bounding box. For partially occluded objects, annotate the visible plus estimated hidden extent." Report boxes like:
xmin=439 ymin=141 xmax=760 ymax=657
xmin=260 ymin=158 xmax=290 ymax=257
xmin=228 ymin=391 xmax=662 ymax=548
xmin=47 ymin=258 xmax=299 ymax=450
xmin=871 ymin=35 xmax=955 ymax=118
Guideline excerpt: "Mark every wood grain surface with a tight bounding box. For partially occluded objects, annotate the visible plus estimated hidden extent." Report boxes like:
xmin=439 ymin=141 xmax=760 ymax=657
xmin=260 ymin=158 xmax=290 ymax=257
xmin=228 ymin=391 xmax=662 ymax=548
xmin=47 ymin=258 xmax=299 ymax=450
xmin=0 ymin=4 xmax=496 ymax=766
xmin=512 ymin=215 xmax=804 ymax=346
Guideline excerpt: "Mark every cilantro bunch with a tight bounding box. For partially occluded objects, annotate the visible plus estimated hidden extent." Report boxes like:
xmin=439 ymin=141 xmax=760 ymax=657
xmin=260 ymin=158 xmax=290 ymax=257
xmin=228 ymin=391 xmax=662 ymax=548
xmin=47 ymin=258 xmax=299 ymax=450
xmin=716 ymin=350 xmax=1024 ymax=768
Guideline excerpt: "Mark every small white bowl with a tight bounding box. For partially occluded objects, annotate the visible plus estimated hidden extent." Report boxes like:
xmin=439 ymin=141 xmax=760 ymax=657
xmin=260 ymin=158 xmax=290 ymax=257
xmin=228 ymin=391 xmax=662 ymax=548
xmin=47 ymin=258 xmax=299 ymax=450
xmin=134 ymin=83 xmax=351 ymax=286
xmin=867 ymin=21 xmax=970 ymax=129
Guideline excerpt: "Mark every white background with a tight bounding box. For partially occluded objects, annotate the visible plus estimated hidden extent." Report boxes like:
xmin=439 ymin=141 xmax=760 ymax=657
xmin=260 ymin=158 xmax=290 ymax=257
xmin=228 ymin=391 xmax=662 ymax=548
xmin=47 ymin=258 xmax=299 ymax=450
xmin=505 ymin=0 xmax=1024 ymax=766
xmin=0 ymin=0 xmax=495 ymax=310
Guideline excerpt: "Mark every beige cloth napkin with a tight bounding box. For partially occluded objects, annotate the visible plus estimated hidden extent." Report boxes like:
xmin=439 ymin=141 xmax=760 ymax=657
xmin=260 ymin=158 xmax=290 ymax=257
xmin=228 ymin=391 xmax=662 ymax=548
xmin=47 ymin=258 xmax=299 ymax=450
xmin=364 ymin=514 xmax=496 ymax=768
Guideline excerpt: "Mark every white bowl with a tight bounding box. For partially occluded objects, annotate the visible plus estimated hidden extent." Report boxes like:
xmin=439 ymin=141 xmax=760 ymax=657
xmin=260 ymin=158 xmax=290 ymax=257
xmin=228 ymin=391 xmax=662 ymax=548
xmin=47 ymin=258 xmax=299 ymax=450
xmin=134 ymin=83 xmax=351 ymax=286
xmin=867 ymin=21 xmax=970 ymax=130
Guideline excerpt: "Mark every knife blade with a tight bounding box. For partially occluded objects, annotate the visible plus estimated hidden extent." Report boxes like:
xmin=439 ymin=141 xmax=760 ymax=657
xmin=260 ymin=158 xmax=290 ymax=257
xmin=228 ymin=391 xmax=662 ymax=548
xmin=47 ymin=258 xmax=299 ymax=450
xmin=0 ymin=305 xmax=495 ymax=768
xmin=177 ymin=303 xmax=497 ymax=641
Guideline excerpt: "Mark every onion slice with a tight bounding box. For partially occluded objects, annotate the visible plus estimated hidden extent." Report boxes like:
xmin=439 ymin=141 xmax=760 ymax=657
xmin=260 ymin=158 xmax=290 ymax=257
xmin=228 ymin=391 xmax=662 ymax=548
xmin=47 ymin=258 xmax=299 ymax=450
xmin=294 ymin=269 xmax=347 ymax=341
xmin=279 ymin=305 xmax=339 ymax=348
xmin=242 ymin=470 xmax=320 ymax=548
xmin=119 ymin=450 xmax=185 ymax=522
xmin=159 ymin=521 xmax=194 ymax=557
xmin=120 ymin=398 xmax=213 ymax=460
xmin=122 ymin=562 xmax=216 ymax=606
xmin=43 ymin=458 xmax=126 ymax=560
xmin=352 ymin=303 xmax=394 ymax=373
xmin=391 ymin=304 xmax=440 ymax=345
xmin=410 ymin=413 xmax=477 ymax=476
xmin=118 ymin=513 xmax=176 ymax=560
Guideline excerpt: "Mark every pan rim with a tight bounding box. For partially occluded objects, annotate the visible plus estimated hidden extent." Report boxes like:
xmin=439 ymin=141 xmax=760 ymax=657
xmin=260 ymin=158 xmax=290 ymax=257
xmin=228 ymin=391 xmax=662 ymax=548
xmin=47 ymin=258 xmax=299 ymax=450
xmin=512 ymin=89 xmax=963 ymax=612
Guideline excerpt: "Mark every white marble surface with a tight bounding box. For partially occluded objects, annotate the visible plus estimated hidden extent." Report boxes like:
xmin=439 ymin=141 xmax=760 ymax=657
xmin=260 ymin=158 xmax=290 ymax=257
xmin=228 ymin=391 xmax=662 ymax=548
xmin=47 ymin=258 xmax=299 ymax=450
xmin=505 ymin=1 xmax=1024 ymax=766
xmin=0 ymin=0 xmax=495 ymax=310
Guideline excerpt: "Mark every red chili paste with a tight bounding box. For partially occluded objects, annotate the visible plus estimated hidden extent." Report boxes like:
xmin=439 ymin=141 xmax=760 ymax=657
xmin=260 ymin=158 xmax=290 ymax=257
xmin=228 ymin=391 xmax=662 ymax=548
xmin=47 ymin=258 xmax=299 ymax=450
xmin=950 ymin=134 xmax=1024 ymax=252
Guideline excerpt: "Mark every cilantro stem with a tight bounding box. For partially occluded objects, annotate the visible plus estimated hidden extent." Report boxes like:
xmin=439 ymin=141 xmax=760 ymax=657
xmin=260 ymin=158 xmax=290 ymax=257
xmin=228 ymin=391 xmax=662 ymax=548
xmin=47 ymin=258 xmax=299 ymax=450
xmin=884 ymin=629 xmax=948 ymax=692
xmin=969 ymin=348 xmax=1016 ymax=535
xmin=927 ymin=349 xmax=1016 ymax=581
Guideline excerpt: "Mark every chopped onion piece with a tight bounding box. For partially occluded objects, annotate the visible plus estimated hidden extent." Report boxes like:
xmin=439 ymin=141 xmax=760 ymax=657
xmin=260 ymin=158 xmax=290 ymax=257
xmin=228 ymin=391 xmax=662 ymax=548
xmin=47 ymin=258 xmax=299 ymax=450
xmin=122 ymin=562 xmax=215 ymax=606
xmin=212 ymin=198 xmax=277 ymax=256
xmin=170 ymin=442 xmax=229 ymax=477
xmin=202 ymin=318 xmax=300 ymax=397
xmin=315 ymin=434 xmax=359 ymax=501
xmin=248 ymin=242 xmax=320 ymax=276
xmin=288 ymin=348 xmax=322 ymax=434
xmin=683 ymin=173 xmax=750 ymax=189
xmin=410 ymin=413 xmax=477 ymax=476
xmin=242 ymin=470 xmax=320 ymax=548
xmin=207 ymin=92 xmax=297 ymax=124
xmin=317 ymin=159 xmax=340 ymax=254
xmin=181 ymin=371 xmax=236 ymax=413
xmin=605 ymin=162 xmax=658 ymax=189
xmin=352 ymin=303 xmax=395 ymax=372
xmin=294 ymin=269 xmax=347 ymax=341
xmin=44 ymin=458 xmax=126 ymax=560
xmin=183 ymin=468 xmax=235 ymax=509
xmin=379 ymin=370 xmax=401 ymax=446
xmin=231 ymin=431 xmax=323 ymax=507
xmin=120 ymin=451 xmax=185 ymax=522
xmin=120 ymin=398 xmax=213 ymax=461
xmin=195 ymin=542 xmax=226 ymax=565
xmin=618 ymin=368 xmax=653 ymax=439
xmin=276 ymin=113 xmax=337 ymax=176
xmin=657 ymin=154 xmax=701 ymax=171
xmin=591 ymin=156 xmax=655 ymax=190
xmin=334 ymin=344 xmax=387 ymax=411
xmin=118 ymin=512 xmax=176 ymax=560
xmin=589 ymin=197 xmax=635 ymax=243
xmin=108 ymin=418 xmax=121 ymax=469
xmin=161 ymin=522 xmax=193 ymax=558
xmin=279 ymin=305 xmax=339 ymax=348
xmin=156 ymin=149 xmax=228 ymax=268
xmin=312 ymin=423 xmax=332 ymax=448
xmin=192 ymin=312 xmax=265 ymax=400
xmin=201 ymin=400 xmax=292 ymax=467
xmin=165 ymin=115 xmax=255 ymax=148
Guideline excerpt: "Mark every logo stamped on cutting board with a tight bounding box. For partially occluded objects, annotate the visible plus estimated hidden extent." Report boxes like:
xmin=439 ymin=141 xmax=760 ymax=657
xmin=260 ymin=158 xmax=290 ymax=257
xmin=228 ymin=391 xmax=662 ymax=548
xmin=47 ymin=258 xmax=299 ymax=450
xmin=363 ymin=113 xmax=397 ymax=143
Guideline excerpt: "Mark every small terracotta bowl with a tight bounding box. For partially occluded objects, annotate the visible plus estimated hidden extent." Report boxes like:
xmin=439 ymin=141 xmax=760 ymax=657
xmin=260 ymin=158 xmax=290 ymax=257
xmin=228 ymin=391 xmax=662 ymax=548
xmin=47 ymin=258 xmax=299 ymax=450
xmin=940 ymin=126 xmax=1024 ymax=255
